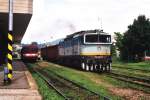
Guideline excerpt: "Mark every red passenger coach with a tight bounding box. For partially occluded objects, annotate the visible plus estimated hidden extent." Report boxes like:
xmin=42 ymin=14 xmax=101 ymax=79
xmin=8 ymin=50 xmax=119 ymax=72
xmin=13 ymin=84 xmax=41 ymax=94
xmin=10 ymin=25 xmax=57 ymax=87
xmin=41 ymin=45 xmax=59 ymax=61
xmin=21 ymin=45 xmax=39 ymax=62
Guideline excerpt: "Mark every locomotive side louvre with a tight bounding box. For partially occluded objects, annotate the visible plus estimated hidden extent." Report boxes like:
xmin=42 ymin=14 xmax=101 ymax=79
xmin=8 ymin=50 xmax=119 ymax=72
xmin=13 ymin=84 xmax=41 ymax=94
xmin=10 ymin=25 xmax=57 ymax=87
xmin=59 ymin=37 xmax=82 ymax=56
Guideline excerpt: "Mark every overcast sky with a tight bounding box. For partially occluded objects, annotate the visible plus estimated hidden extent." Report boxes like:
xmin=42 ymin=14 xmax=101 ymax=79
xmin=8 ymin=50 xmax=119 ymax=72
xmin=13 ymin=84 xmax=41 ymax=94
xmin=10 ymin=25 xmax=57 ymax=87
xmin=22 ymin=0 xmax=150 ymax=44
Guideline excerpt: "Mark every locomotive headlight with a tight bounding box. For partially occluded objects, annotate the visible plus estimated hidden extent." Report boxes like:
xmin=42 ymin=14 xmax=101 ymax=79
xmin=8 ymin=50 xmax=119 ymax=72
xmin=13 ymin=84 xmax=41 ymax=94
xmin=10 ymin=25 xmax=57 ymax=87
xmin=24 ymin=53 xmax=38 ymax=57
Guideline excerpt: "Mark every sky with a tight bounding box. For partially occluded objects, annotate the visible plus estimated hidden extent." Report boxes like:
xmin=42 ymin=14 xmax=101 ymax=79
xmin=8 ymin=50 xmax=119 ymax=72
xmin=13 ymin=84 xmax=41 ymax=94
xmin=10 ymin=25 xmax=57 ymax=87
xmin=22 ymin=0 xmax=150 ymax=44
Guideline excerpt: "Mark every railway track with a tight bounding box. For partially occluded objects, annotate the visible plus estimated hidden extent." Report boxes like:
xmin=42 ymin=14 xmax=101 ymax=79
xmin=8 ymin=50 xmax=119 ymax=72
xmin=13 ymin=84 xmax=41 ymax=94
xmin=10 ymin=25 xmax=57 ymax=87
xmin=30 ymin=64 xmax=110 ymax=100
xmin=113 ymin=65 xmax=150 ymax=72
xmin=108 ymin=71 xmax=150 ymax=92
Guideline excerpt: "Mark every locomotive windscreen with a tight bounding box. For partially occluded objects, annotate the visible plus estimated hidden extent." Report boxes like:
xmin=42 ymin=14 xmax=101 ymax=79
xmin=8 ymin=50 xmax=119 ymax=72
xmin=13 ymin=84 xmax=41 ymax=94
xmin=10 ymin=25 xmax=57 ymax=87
xmin=85 ymin=34 xmax=111 ymax=43
xmin=21 ymin=46 xmax=38 ymax=53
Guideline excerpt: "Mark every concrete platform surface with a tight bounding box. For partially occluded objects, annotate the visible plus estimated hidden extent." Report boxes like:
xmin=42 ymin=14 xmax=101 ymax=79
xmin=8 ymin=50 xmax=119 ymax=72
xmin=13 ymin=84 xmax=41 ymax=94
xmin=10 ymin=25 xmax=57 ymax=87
xmin=0 ymin=61 xmax=42 ymax=100
xmin=0 ymin=89 xmax=41 ymax=100
xmin=0 ymin=72 xmax=29 ymax=89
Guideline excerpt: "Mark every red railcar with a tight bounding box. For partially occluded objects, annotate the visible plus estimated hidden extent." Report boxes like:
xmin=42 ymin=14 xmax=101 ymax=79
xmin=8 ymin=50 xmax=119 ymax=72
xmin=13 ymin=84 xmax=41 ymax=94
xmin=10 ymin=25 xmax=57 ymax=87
xmin=41 ymin=45 xmax=59 ymax=61
xmin=144 ymin=56 xmax=150 ymax=61
xmin=21 ymin=44 xmax=39 ymax=61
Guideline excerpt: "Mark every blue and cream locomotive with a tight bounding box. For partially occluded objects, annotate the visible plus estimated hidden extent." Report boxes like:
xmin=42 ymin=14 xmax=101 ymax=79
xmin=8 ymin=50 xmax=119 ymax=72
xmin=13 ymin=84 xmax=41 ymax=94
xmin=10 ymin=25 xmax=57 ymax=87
xmin=58 ymin=29 xmax=112 ymax=71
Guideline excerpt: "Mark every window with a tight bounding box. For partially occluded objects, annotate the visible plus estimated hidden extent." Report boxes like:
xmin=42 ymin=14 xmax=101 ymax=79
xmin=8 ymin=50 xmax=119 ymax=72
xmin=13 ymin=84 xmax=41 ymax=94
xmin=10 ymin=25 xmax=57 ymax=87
xmin=85 ymin=34 xmax=111 ymax=43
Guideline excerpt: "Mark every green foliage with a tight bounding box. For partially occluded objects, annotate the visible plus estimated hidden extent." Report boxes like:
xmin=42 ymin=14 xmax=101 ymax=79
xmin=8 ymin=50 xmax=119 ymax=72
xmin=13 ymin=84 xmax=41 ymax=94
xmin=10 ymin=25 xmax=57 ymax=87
xmin=111 ymin=43 xmax=116 ymax=56
xmin=113 ymin=32 xmax=124 ymax=59
xmin=33 ymin=73 xmax=64 ymax=100
xmin=27 ymin=64 xmax=64 ymax=100
xmin=117 ymin=15 xmax=150 ymax=61
xmin=114 ymin=32 xmax=123 ymax=51
xmin=112 ymin=61 xmax=150 ymax=93
xmin=44 ymin=62 xmax=122 ymax=100
xmin=112 ymin=61 xmax=150 ymax=71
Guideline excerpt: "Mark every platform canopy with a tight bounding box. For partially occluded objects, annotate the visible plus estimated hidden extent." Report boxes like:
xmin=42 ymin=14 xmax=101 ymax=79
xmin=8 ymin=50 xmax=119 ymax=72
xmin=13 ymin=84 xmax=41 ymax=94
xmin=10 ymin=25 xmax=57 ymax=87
xmin=0 ymin=0 xmax=33 ymax=43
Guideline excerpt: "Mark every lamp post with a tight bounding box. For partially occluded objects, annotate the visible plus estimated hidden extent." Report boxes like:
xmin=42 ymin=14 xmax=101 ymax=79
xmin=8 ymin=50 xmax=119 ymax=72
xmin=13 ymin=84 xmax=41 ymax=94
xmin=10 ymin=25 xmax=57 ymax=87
xmin=4 ymin=0 xmax=13 ymax=84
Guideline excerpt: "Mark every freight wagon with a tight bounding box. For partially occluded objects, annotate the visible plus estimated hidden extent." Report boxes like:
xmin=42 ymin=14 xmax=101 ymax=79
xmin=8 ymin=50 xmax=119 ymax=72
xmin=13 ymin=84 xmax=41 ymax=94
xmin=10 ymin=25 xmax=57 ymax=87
xmin=41 ymin=45 xmax=59 ymax=61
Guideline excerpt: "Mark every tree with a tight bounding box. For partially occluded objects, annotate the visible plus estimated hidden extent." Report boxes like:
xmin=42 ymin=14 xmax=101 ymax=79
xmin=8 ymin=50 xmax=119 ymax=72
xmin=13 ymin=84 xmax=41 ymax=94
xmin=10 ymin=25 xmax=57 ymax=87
xmin=114 ymin=32 xmax=123 ymax=58
xmin=111 ymin=42 xmax=116 ymax=57
xmin=114 ymin=32 xmax=123 ymax=51
xmin=121 ymin=15 xmax=150 ymax=61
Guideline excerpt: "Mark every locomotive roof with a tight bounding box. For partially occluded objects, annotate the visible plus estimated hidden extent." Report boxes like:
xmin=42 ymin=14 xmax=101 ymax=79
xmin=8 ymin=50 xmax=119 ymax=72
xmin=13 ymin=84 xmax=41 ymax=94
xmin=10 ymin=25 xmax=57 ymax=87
xmin=66 ymin=29 xmax=109 ymax=40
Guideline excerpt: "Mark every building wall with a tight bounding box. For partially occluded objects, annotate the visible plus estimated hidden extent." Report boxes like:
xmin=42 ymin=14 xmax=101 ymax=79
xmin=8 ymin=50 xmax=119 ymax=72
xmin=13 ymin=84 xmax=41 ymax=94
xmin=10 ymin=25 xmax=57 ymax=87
xmin=0 ymin=0 xmax=33 ymax=14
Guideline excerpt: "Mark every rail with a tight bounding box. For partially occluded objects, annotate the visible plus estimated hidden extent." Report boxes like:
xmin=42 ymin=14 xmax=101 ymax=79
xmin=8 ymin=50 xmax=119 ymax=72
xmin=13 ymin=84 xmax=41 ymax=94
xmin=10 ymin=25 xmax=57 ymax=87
xmin=108 ymin=72 xmax=150 ymax=93
xmin=31 ymin=63 xmax=110 ymax=100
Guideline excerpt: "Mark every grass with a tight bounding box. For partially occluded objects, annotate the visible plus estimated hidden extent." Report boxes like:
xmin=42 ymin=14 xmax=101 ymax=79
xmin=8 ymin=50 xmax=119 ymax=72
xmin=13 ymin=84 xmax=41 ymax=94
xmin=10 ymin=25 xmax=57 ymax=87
xmin=104 ymin=75 xmax=150 ymax=93
xmin=111 ymin=60 xmax=150 ymax=92
xmin=38 ymin=62 xmax=123 ymax=100
xmin=112 ymin=61 xmax=150 ymax=71
xmin=113 ymin=68 xmax=150 ymax=79
xmin=27 ymin=64 xmax=64 ymax=100
xmin=35 ymin=61 xmax=150 ymax=100
xmin=110 ymin=60 xmax=150 ymax=93
xmin=112 ymin=59 xmax=150 ymax=79
xmin=43 ymin=69 xmax=91 ymax=99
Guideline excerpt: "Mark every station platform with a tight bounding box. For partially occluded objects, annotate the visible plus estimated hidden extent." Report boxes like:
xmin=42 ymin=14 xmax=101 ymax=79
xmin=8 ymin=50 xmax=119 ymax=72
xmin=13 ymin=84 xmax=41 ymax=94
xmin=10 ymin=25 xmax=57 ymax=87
xmin=0 ymin=61 xmax=42 ymax=100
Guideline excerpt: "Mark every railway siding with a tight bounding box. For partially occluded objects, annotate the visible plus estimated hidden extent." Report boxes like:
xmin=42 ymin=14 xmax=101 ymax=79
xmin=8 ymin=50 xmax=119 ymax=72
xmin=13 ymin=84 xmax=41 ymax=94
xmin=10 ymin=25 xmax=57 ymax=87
xmin=34 ymin=61 xmax=150 ymax=100
xmin=107 ymin=72 xmax=150 ymax=92
xmin=35 ymin=62 xmax=122 ymax=99
xmin=32 ymin=64 xmax=109 ymax=100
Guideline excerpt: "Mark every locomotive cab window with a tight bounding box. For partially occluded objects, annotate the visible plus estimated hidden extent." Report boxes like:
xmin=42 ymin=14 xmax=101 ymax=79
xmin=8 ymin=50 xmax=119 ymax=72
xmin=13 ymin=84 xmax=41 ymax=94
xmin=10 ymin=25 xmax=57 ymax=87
xmin=21 ymin=46 xmax=38 ymax=53
xmin=85 ymin=34 xmax=111 ymax=43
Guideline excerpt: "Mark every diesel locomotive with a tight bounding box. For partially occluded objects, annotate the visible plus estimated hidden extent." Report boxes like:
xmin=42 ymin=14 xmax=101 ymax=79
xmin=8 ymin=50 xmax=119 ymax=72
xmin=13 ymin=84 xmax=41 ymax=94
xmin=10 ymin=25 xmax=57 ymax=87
xmin=41 ymin=29 xmax=112 ymax=71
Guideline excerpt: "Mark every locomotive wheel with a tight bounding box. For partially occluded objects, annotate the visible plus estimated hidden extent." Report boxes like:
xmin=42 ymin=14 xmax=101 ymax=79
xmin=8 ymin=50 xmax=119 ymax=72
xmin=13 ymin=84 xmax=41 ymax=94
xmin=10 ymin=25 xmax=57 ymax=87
xmin=108 ymin=63 xmax=112 ymax=71
xmin=90 ymin=65 xmax=94 ymax=71
xmin=102 ymin=64 xmax=105 ymax=71
xmin=103 ymin=64 xmax=106 ymax=71
xmin=85 ymin=64 xmax=89 ymax=71
xmin=81 ymin=62 xmax=85 ymax=70
xmin=94 ymin=64 xmax=98 ymax=72
xmin=106 ymin=63 xmax=110 ymax=71
xmin=100 ymin=64 xmax=103 ymax=71
xmin=99 ymin=64 xmax=102 ymax=71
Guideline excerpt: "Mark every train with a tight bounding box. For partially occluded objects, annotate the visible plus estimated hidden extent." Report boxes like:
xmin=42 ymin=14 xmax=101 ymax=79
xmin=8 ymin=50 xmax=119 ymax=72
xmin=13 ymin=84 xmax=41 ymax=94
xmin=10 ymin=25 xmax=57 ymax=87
xmin=144 ymin=50 xmax=150 ymax=61
xmin=21 ymin=44 xmax=39 ymax=62
xmin=41 ymin=29 xmax=112 ymax=71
